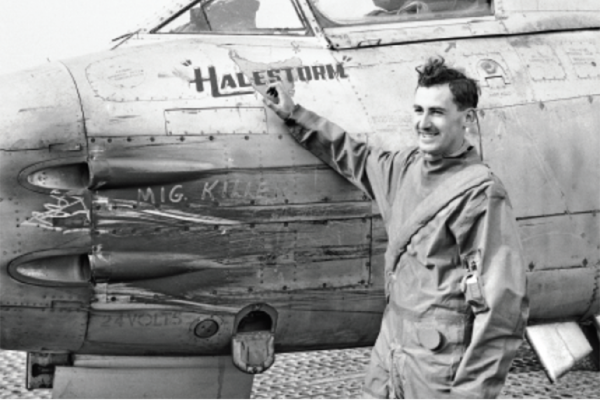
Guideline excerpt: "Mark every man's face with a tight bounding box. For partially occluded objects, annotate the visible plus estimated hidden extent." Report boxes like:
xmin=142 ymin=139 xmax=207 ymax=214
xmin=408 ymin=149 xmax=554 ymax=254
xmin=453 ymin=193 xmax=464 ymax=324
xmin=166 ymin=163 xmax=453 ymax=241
xmin=413 ymin=84 xmax=469 ymax=157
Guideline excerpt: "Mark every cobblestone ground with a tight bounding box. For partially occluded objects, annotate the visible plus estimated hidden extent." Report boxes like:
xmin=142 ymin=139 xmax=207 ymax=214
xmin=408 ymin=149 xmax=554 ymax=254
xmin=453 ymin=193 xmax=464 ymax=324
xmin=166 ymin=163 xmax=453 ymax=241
xmin=1 ymin=343 xmax=598 ymax=399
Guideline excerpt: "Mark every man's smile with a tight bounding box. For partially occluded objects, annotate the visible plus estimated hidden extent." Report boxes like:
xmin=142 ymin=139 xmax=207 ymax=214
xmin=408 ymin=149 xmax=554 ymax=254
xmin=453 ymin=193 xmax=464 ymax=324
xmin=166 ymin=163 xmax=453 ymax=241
xmin=419 ymin=130 xmax=440 ymax=138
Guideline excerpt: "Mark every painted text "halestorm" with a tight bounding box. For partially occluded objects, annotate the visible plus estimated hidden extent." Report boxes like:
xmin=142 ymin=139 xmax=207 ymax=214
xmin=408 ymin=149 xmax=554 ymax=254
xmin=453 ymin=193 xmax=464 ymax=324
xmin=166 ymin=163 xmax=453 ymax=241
xmin=192 ymin=63 xmax=349 ymax=97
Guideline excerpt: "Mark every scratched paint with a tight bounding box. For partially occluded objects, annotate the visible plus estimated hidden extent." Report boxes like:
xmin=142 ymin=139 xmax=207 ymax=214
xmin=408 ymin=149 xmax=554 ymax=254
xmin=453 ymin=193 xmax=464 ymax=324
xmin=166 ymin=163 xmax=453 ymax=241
xmin=136 ymin=179 xmax=283 ymax=205
xmin=137 ymin=186 xmax=185 ymax=204
xmin=21 ymin=190 xmax=90 ymax=232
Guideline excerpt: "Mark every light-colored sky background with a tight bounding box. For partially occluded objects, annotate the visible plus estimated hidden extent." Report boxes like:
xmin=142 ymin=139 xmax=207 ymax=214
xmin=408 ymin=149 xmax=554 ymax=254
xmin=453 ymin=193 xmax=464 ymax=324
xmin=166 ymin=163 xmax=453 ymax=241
xmin=0 ymin=0 xmax=172 ymax=75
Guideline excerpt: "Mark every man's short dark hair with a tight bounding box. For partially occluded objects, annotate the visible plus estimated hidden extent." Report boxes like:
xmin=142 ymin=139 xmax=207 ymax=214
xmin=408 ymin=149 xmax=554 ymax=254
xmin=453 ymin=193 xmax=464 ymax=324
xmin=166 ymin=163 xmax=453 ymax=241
xmin=416 ymin=57 xmax=480 ymax=110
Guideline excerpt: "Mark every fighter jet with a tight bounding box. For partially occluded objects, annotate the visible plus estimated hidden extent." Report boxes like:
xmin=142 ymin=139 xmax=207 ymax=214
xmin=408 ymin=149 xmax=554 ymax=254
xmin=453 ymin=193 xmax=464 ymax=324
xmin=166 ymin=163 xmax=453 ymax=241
xmin=1 ymin=0 xmax=598 ymax=397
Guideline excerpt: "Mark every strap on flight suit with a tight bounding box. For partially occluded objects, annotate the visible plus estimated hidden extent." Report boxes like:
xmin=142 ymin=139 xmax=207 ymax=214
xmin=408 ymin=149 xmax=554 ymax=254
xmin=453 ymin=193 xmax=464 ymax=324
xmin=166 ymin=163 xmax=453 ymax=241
xmin=388 ymin=163 xmax=493 ymax=276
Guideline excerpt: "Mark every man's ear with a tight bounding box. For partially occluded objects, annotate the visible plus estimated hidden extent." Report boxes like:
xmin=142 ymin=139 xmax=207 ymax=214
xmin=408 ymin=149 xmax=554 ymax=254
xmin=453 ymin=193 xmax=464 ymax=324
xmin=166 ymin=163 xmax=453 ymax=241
xmin=464 ymin=108 xmax=476 ymax=125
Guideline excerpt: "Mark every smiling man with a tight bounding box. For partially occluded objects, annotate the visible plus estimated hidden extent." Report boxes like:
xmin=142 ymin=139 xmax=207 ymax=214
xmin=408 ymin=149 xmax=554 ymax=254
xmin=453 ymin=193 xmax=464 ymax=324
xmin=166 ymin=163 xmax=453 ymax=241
xmin=413 ymin=79 xmax=473 ymax=159
xmin=262 ymin=57 xmax=528 ymax=398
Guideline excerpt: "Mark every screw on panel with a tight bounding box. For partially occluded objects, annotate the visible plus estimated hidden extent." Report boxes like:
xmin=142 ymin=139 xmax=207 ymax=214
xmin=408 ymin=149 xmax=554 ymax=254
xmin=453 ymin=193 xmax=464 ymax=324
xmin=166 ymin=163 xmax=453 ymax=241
xmin=194 ymin=319 xmax=220 ymax=339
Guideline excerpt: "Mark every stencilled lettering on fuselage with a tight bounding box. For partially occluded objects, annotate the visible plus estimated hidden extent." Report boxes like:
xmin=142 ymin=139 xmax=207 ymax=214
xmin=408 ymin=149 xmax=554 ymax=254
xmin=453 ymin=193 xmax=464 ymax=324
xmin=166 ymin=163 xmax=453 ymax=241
xmin=136 ymin=180 xmax=285 ymax=204
xmin=100 ymin=312 xmax=183 ymax=328
xmin=189 ymin=63 xmax=349 ymax=98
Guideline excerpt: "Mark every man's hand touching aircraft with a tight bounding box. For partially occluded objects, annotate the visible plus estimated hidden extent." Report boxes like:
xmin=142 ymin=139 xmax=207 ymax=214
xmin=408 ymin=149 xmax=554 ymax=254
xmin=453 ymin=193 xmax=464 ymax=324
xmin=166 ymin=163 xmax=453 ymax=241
xmin=263 ymin=83 xmax=296 ymax=120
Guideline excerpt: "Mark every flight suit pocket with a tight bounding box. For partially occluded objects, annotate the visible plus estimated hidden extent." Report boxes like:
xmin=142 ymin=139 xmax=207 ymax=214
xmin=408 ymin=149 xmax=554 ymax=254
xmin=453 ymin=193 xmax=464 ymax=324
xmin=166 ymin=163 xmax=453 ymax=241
xmin=403 ymin=320 xmax=465 ymax=394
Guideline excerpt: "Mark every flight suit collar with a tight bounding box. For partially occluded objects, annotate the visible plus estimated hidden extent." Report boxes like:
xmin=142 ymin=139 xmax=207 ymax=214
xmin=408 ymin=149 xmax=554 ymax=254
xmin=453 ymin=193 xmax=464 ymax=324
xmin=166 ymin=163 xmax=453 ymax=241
xmin=419 ymin=141 xmax=479 ymax=189
xmin=421 ymin=140 xmax=472 ymax=162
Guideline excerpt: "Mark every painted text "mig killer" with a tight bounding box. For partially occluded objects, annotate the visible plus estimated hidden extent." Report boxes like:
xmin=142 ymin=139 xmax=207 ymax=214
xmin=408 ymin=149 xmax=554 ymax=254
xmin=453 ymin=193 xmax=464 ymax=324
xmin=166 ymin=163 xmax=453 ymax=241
xmin=192 ymin=63 xmax=349 ymax=97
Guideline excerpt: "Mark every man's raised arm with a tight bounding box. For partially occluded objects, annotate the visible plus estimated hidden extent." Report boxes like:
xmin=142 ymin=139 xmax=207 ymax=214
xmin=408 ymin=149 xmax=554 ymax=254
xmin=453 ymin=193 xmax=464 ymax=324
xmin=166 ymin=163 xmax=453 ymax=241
xmin=262 ymin=83 xmax=403 ymax=213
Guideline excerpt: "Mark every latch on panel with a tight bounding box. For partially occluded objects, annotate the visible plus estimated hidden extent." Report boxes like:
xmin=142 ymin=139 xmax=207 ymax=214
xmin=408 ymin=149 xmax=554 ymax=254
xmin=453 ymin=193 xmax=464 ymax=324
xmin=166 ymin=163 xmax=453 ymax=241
xmin=231 ymin=304 xmax=277 ymax=374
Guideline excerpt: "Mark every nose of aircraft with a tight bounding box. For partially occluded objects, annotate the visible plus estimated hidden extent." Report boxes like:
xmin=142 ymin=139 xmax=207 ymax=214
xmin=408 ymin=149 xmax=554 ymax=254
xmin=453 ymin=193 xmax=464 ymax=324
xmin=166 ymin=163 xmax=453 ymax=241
xmin=0 ymin=62 xmax=93 ymax=352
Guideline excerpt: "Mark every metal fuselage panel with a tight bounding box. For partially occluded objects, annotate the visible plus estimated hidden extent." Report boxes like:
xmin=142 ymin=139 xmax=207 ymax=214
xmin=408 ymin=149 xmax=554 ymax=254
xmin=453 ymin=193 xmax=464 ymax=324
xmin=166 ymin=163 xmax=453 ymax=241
xmin=324 ymin=30 xmax=600 ymax=321
xmin=60 ymin=38 xmax=380 ymax=354
xmin=0 ymin=63 xmax=92 ymax=352
xmin=63 ymin=28 xmax=600 ymax=351
xmin=1 ymin=23 xmax=599 ymax=355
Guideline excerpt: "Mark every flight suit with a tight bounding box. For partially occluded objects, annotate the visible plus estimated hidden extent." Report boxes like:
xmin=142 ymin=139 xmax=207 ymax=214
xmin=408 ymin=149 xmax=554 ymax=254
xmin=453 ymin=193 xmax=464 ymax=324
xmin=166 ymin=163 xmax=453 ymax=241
xmin=284 ymin=106 xmax=529 ymax=399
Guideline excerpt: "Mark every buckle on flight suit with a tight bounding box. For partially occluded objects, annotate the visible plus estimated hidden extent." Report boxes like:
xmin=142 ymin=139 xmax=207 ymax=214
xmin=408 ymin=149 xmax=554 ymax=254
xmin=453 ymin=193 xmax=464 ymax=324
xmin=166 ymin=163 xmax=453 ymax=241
xmin=461 ymin=250 xmax=489 ymax=314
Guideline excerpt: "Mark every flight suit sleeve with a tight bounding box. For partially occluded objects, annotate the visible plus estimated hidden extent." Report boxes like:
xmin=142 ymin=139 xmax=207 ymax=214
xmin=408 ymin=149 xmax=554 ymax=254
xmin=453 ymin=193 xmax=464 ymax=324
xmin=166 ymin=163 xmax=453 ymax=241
xmin=450 ymin=180 xmax=529 ymax=399
xmin=285 ymin=105 xmax=403 ymax=216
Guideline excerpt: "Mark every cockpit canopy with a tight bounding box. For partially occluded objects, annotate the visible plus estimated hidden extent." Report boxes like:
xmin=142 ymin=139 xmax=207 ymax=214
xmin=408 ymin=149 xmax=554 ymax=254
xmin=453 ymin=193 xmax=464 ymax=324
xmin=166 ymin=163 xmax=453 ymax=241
xmin=156 ymin=0 xmax=307 ymax=35
xmin=153 ymin=0 xmax=493 ymax=35
xmin=132 ymin=0 xmax=600 ymax=50
xmin=312 ymin=0 xmax=492 ymax=26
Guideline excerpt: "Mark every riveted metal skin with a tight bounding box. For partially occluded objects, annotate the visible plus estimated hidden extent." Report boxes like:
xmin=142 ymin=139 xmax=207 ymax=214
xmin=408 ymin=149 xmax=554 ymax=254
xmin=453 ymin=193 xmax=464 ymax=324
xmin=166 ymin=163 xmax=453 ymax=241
xmin=0 ymin=0 xmax=599 ymax=397
xmin=0 ymin=62 xmax=92 ymax=353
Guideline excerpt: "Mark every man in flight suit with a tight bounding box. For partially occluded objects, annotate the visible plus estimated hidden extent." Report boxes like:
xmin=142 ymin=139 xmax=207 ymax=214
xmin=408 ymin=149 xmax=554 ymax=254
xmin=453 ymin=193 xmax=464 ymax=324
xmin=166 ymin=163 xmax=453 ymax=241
xmin=260 ymin=58 xmax=528 ymax=398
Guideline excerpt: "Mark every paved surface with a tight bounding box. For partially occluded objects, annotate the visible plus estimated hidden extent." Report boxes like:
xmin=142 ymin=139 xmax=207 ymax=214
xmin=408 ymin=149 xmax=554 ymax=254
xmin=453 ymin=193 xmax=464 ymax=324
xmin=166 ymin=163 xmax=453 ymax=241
xmin=1 ymin=343 xmax=598 ymax=399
